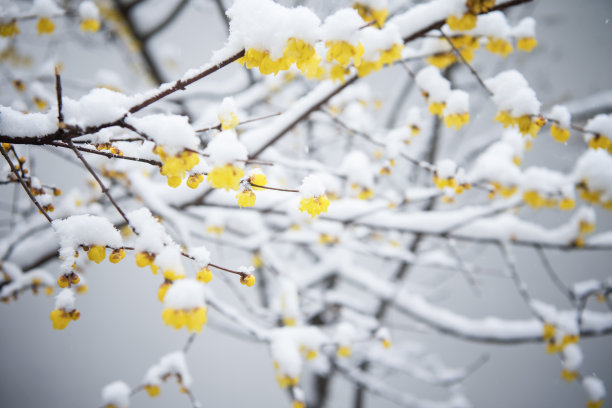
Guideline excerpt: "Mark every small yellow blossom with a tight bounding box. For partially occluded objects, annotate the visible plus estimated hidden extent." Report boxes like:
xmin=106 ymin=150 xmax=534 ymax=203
xmin=136 ymin=251 xmax=155 ymax=268
xmin=162 ymin=269 xmax=185 ymax=281
xmin=426 ymin=53 xmax=456 ymax=69
xmin=292 ymin=401 xmax=306 ymax=408
xmin=33 ymin=97 xmax=48 ymax=110
xmin=446 ymin=13 xmax=477 ymax=31
xmin=588 ymin=135 xmax=611 ymax=150
xmin=249 ymin=172 xmax=267 ymax=190
xmin=236 ymin=190 xmax=256 ymax=208
xmin=587 ymin=400 xmax=604 ymax=408
xmin=219 ymin=112 xmax=240 ymax=130
xmin=551 ymin=124 xmax=570 ymax=143
xmin=87 ymin=245 xmax=106 ymax=264
xmin=485 ymin=37 xmax=514 ymax=58
xmin=36 ymin=17 xmax=55 ymax=35
xmin=337 ymin=346 xmax=351 ymax=358
xmin=299 ymin=195 xmax=330 ymax=218
xmin=561 ymin=369 xmax=579 ymax=383
xmin=109 ymin=249 xmax=125 ymax=264
xmin=145 ymin=385 xmax=161 ymax=397
xmin=326 ymin=40 xmax=364 ymax=67
xmin=186 ymin=174 xmax=204 ymax=189
xmin=0 ymin=20 xmax=19 ymax=37
xmin=517 ymin=37 xmax=537 ymax=52
xmin=559 ymin=198 xmax=575 ymax=211
xmin=50 ymin=308 xmax=80 ymax=330
xmin=81 ymin=18 xmax=100 ymax=33
xmin=542 ymin=323 xmax=556 ymax=340
xmin=162 ymin=307 xmax=207 ymax=332
xmin=196 ymin=267 xmax=213 ymax=283
xmin=57 ymin=274 xmax=70 ymax=288
xmin=207 ymin=164 xmax=244 ymax=191
xmin=276 ymin=374 xmax=299 ymax=388
xmin=428 ymin=102 xmax=446 ymax=117
xmin=158 ymin=281 xmax=171 ymax=302
xmin=353 ymin=3 xmax=388 ymax=28
xmin=240 ymin=274 xmax=255 ymax=287
xmin=443 ymin=112 xmax=470 ymax=130
xmin=382 ymin=339 xmax=391 ymax=349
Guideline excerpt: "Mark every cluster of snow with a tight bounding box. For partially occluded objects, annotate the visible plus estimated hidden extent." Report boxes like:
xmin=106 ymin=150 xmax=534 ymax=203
xmin=486 ymin=70 xmax=540 ymax=117
xmin=101 ymin=381 xmax=130 ymax=408
xmin=390 ymin=0 xmax=465 ymax=39
xmin=335 ymin=322 xmax=357 ymax=346
xmin=189 ymin=246 xmax=211 ymax=268
xmin=339 ymin=150 xmax=374 ymax=190
xmin=436 ymin=159 xmax=457 ymax=180
xmin=443 ymin=90 xmax=469 ymax=116
xmin=359 ymin=24 xmax=402 ymax=61
xmin=416 ymin=66 xmax=451 ymax=103
xmin=299 ymin=175 xmax=326 ymax=198
xmin=521 ymin=167 xmax=572 ymax=196
xmin=562 ymin=344 xmax=583 ymax=372
xmin=154 ymin=245 xmax=184 ymax=274
xmin=585 ymin=113 xmax=612 ymax=138
xmin=61 ymin=88 xmax=133 ymax=128
xmin=78 ymin=1 xmax=99 ymax=20
xmin=573 ymin=150 xmax=612 ymax=201
xmin=470 ymin=11 xmax=511 ymax=38
xmin=512 ymin=17 xmax=536 ymax=38
xmin=548 ymin=105 xmax=571 ymax=129
xmin=0 ymin=106 xmax=57 ymax=137
xmin=55 ymin=288 xmax=76 ymax=311
xmin=126 ymin=114 xmax=199 ymax=155
xmin=143 ymin=351 xmax=192 ymax=388
xmin=163 ymin=279 xmax=205 ymax=310
xmin=583 ymin=376 xmax=606 ymax=402
xmin=204 ymin=129 xmax=248 ymax=167
xmin=225 ymin=0 xmax=321 ymax=58
xmin=321 ymin=8 xmax=363 ymax=44
xmin=126 ymin=208 xmax=172 ymax=254
xmin=32 ymin=0 xmax=63 ymax=18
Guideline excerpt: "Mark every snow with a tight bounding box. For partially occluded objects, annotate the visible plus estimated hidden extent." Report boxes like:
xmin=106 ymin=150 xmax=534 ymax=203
xmin=204 ymin=129 xmax=248 ymax=167
xmin=572 ymin=279 xmax=602 ymax=299
xmin=335 ymin=321 xmax=357 ymax=345
xmin=548 ymin=105 xmax=571 ymax=128
xmin=471 ymin=11 xmax=511 ymax=38
xmin=390 ymin=0 xmax=465 ymax=39
xmin=436 ymin=159 xmax=457 ymax=179
xmin=126 ymin=208 xmax=171 ymax=254
xmin=416 ymin=66 xmax=451 ymax=102
xmin=573 ymin=150 xmax=612 ymax=201
xmin=585 ymin=113 xmax=612 ymax=137
xmin=144 ymin=351 xmax=192 ymax=388
xmin=583 ymin=376 xmax=606 ymax=402
xmin=78 ymin=1 xmax=99 ymax=20
xmin=339 ymin=150 xmax=374 ymax=189
xmin=101 ymin=381 xmax=130 ymax=408
xmin=190 ymin=246 xmax=211 ymax=267
xmin=521 ymin=167 xmax=570 ymax=195
xmin=562 ymin=344 xmax=583 ymax=371
xmin=321 ymin=8 xmax=364 ymax=43
xmin=32 ymin=0 xmax=63 ymax=17
xmin=443 ymin=90 xmax=469 ymax=115
xmin=359 ymin=24 xmax=402 ymax=61
xmin=299 ymin=175 xmax=326 ymax=198
xmin=0 ymin=106 xmax=57 ymax=137
xmin=154 ymin=245 xmax=184 ymax=274
xmin=163 ymin=279 xmax=205 ymax=310
xmin=512 ymin=17 xmax=536 ymax=38
xmin=55 ymin=288 xmax=75 ymax=311
xmin=126 ymin=114 xmax=199 ymax=155
xmin=53 ymin=215 xmax=122 ymax=250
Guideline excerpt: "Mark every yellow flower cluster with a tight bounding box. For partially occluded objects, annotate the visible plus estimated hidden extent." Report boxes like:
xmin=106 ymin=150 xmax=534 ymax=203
xmin=240 ymin=274 xmax=255 ymax=287
xmin=523 ymin=191 xmax=575 ymax=210
xmin=196 ymin=267 xmax=213 ymax=283
xmin=299 ymin=195 xmax=330 ymax=218
xmin=87 ymin=245 xmax=106 ymax=264
xmin=577 ymin=181 xmax=612 ymax=210
xmin=353 ymin=3 xmax=388 ymax=28
xmin=207 ymin=164 xmax=244 ymax=191
xmin=550 ymin=124 xmax=570 ymax=143
xmin=57 ymin=272 xmax=80 ymax=288
xmin=50 ymin=308 xmax=80 ymax=330
xmin=135 ymin=251 xmax=159 ymax=274
xmin=186 ymin=174 xmax=204 ymax=189
xmin=443 ymin=113 xmax=470 ymax=130
xmin=236 ymin=190 xmax=256 ymax=207
xmin=485 ymin=37 xmax=514 ymax=58
xmin=238 ymin=38 xmax=323 ymax=78
xmin=561 ymin=369 xmax=579 ymax=383
xmin=275 ymin=372 xmax=299 ymax=388
xmin=219 ymin=112 xmax=240 ymax=130
xmin=356 ymin=43 xmax=403 ymax=77
xmin=433 ymin=175 xmax=470 ymax=194
xmin=427 ymin=35 xmax=480 ymax=69
xmin=162 ymin=307 xmax=207 ymax=332
xmin=154 ymin=146 xmax=200 ymax=188
xmin=517 ymin=37 xmax=538 ymax=52
xmin=0 ymin=20 xmax=19 ymax=37
xmin=81 ymin=19 xmax=100 ymax=33
xmin=588 ymin=135 xmax=611 ymax=150
xmin=446 ymin=13 xmax=477 ymax=31
xmin=36 ymin=17 xmax=55 ymax=35
xmin=494 ymin=112 xmax=545 ymax=138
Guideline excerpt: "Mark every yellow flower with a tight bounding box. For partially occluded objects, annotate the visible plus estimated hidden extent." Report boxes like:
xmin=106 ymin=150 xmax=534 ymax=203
xmin=298 ymin=195 xmax=330 ymax=218
xmin=87 ymin=245 xmax=106 ymax=264
xmin=252 ymin=253 xmax=263 ymax=268
xmin=81 ymin=19 xmax=100 ymax=33
xmin=337 ymin=346 xmax=351 ymax=358
xmin=516 ymin=115 xmax=542 ymax=138
xmin=485 ymin=37 xmax=514 ymax=58
xmin=33 ymin=97 xmax=48 ymax=110
xmin=36 ymin=17 xmax=55 ymax=35
xmin=240 ymin=274 xmax=255 ymax=287
xmin=145 ymin=385 xmax=161 ymax=397
xmin=446 ymin=13 xmax=477 ymax=31
xmin=57 ymin=275 xmax=70 ymax=288
xmin=275 ymin=374 xmax=299 ymax=388
xmin=559 ymin=198 xmax=575 ymax=210
xmin=207 ymin=164 xmax=244 ymax=191
xmin=434 ymin=176 xmax=456 ymax=189
xmin=551 ymin=124 xmax=570 ymax=143
xmin=162 ymin=307 xmax=207 ymax=332
xmin=588 ymin=135 xmax=611 ymax=150
xmin=162 ymin=269 xmax=185 ymax=281
xmin=292 ymin=401 xmax=306 ymax=408
xmin=186 ymin=174 xmax=204 ymax=189
xmin=196 ymin=267 xmax=213 ymax=283
xmin=443 ymin=112 xmax=470 ymax=130
xmin=330 ymin=64 xmax=350 ymax=83
xmin=382 ymin=339 xmax=391 ymax=349
xmin=426 ymin=53 xmax=456 ymax=69
xmin=136 ymin=251 xmax=155 ymax=268
xmin=326 ymin=41 xmax=364 ymax=67
xmin=0 ymin=20 xmax=19 ymax=37
xmin=282 ymin=317 xmax=296 ymax=326
xmin=249 ymin=173 xmax=267 ymax=190
xmin=561 ymin=369 xmax=578 ymax=383
xmin=236 ymin=190 xmax=256 ymax=208
xmin=587 ymin=400 xmax=604 ymax=408
xmin=517 ymin=37 xmax=537 ymax=52
xmin=353 ymin=3 xmax=388 ymax=28
xmin=157 ymin=281 xmax=171 ymax=302
xmin=50 ymin=309 xmax=80 ymax=330
xmin=219 ymin=112 xmax=240 ymax=130
xmin=428 ymin=102 xmax=446 ymax=117
xmin=542 ymin=323 xmax=556 ymax=340
xmin=109 ymin=249 xmax=125 ymax=264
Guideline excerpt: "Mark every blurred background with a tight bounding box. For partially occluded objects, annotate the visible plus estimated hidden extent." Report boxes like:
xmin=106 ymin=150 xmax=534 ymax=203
xmin=0 ymin=0 xmax=611 ymax=407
